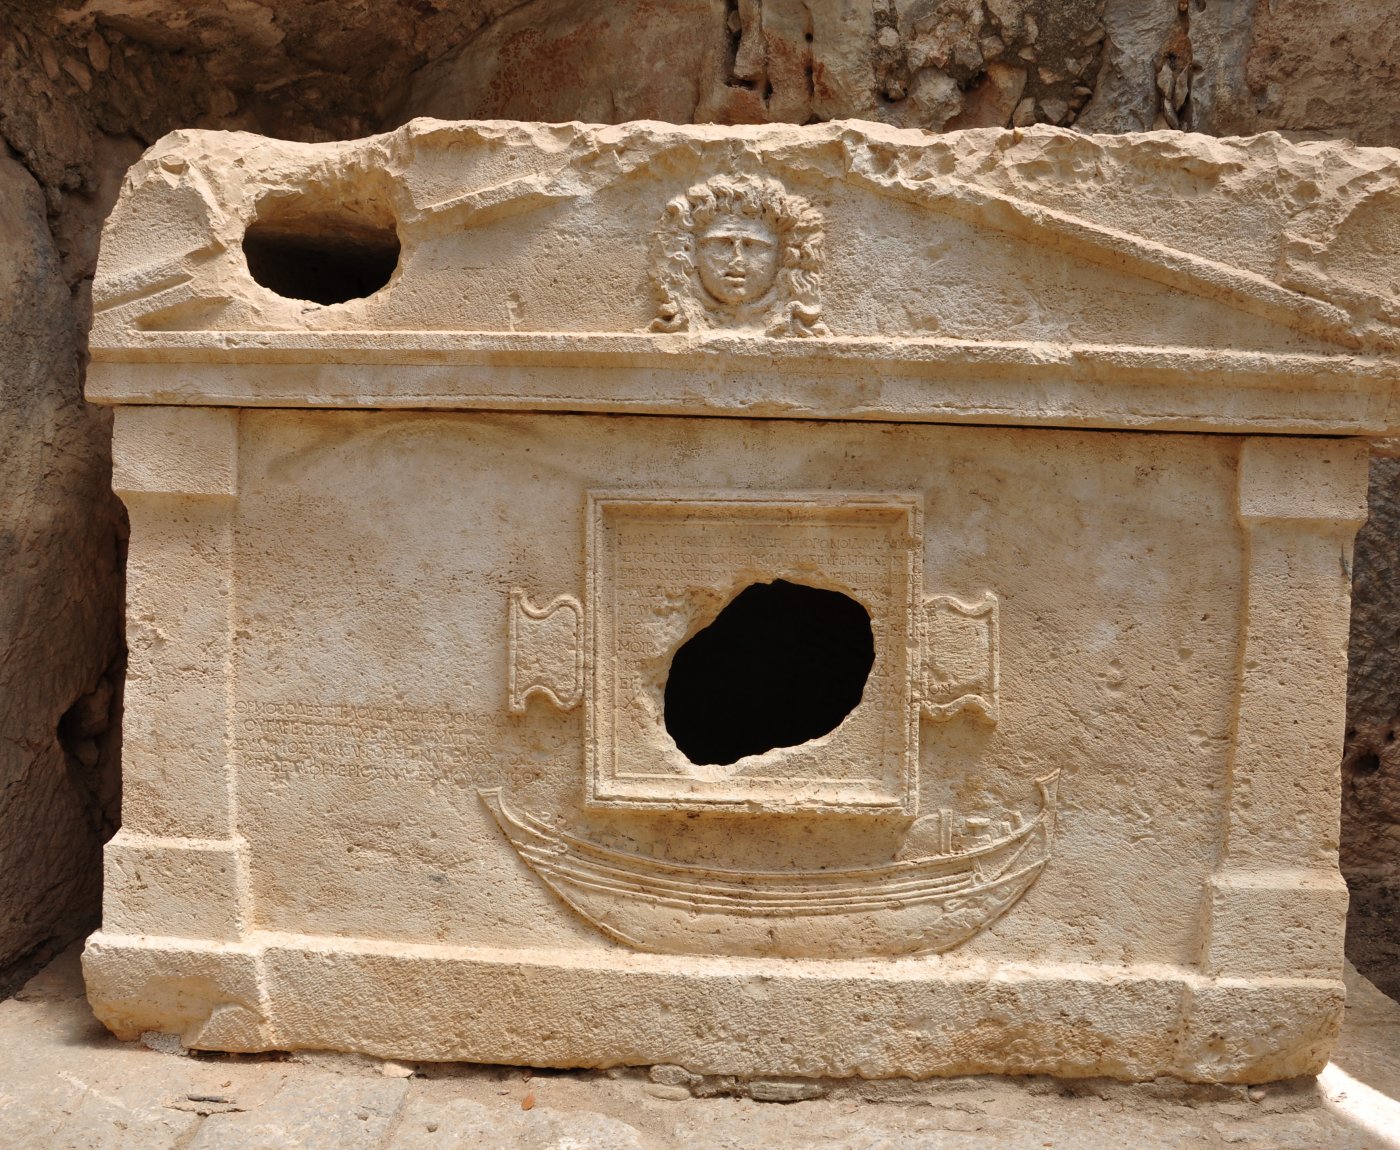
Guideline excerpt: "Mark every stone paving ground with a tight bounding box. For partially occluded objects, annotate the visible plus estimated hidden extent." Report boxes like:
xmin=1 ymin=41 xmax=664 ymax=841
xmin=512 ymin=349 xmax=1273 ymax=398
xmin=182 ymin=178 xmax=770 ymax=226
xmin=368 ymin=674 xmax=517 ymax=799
xmin=2 ymin=945 xmax=1399 ymax=1149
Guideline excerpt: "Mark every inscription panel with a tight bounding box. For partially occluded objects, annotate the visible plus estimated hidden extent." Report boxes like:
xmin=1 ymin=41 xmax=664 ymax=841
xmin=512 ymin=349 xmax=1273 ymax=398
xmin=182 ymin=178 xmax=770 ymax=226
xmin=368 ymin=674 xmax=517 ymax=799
xmin=235 ymin=700 xmax=486 ymax=785
xmin=587 ymin=493 xmax=921 ymax=812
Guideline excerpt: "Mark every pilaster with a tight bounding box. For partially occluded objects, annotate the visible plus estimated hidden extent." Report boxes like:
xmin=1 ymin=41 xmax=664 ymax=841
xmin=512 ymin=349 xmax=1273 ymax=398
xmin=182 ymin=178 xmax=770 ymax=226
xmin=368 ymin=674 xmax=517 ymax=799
xmin=1203 ymin=437 xmax=1368 ymax=978
xmin=106 ymin=405 xmax=246 ymax=940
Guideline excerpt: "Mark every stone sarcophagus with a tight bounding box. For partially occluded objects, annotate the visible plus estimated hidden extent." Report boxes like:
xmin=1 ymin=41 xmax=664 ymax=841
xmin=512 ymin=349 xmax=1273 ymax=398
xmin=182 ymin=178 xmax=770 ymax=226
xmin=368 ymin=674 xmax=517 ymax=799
xmin=82 ymin=121 xmax=1400 ymax=1082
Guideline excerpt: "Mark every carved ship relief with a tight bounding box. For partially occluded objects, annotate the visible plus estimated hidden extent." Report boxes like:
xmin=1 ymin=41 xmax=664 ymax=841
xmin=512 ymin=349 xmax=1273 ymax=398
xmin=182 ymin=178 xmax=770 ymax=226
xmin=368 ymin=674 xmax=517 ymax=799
xmin=480 ymin=771 xmax=1059 ymax=959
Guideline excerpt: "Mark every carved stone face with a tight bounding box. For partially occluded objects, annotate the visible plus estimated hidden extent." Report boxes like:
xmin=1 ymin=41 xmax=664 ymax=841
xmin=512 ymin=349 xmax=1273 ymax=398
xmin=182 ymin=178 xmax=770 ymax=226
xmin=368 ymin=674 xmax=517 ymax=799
xmin=696 ymin=215 xmax=778 ymax=306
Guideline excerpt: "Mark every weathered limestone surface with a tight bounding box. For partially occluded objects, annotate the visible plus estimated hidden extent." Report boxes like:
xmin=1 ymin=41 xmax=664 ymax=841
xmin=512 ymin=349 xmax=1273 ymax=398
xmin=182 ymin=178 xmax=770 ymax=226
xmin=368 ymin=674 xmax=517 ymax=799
xmin=5 ymin=0 xmax=1400 ymax=1022
xmin=79 ymin=121 xmax=1395 ymax=1081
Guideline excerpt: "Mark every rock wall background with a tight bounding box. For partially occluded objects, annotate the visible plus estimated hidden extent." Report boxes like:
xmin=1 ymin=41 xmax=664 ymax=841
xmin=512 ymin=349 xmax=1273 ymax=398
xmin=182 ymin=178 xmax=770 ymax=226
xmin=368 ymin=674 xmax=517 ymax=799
xmin=3 ymin=0 xmax=1399 ymax=992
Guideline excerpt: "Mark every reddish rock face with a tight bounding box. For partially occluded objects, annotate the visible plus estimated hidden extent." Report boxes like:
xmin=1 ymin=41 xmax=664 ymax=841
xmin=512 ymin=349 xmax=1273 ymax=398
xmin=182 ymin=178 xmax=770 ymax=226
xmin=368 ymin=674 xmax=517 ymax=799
xmin=401 ymin=0 xmax=1107 ymax=133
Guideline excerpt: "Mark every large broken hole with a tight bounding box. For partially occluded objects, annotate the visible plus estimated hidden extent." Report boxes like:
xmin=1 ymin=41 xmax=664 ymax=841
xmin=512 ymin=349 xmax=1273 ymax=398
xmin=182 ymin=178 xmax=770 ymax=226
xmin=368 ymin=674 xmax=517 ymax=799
xmin=664 ymin=580 xmax=875 ymax=766
xmin=242 ymin=196 xmax=400 ymax=305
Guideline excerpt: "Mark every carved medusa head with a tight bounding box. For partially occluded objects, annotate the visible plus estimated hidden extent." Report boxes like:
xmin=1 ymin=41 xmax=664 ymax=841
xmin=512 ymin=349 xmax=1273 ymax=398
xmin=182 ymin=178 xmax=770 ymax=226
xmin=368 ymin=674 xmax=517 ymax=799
xmin=649 ymin=174 xmax=829 ymax=337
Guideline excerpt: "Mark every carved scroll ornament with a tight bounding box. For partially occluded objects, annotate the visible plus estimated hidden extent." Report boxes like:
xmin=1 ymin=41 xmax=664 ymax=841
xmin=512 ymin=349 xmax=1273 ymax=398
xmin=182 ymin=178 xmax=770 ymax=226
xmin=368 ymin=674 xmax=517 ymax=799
xmin=922 ymin=591 xmax=999 ymax=722
xmin=507 ymin=589 xmax=583 ymax=712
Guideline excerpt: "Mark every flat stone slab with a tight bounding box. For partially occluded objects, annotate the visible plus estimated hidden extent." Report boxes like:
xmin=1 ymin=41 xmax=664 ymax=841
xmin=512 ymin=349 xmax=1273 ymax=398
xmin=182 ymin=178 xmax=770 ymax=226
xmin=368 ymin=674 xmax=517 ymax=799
xmin=187 ymin=1077 xmax=408 ymax=1150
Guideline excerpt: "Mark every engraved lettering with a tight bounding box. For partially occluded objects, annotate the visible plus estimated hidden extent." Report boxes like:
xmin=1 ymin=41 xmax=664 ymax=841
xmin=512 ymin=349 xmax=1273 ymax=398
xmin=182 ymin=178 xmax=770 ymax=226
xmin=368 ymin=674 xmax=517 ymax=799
xmin=236 ymin=700 xmax=486 ymax=784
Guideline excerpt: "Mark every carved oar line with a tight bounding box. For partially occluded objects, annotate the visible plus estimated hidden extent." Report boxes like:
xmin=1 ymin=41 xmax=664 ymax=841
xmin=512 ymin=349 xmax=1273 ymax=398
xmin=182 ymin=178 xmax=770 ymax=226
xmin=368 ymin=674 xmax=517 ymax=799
xmin=532 ymin=856 xmax=1049 ymax=918
xmin=516 ymin=844 xmax=984 ymax=905
xmin=509 ymin=797 xmax=1048 ymax=882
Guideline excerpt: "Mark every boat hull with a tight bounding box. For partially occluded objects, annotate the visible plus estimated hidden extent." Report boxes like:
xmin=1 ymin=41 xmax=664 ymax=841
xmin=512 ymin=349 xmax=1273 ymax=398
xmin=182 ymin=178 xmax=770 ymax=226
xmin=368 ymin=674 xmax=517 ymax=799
xmin=481 ymin=773 xmax=1058 ymax=959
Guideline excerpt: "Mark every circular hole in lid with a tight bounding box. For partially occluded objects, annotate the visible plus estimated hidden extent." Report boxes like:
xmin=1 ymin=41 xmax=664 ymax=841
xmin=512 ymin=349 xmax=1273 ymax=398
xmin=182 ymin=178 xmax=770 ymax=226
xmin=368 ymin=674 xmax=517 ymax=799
xmin=242 ymin=192 xmax=400 ymax=305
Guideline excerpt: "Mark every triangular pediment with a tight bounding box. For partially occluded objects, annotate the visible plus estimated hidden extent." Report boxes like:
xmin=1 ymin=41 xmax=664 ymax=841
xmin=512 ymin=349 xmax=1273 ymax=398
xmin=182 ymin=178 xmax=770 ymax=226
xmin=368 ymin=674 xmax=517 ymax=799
xmin=93 ymin=122 xmax=1400 ymax=352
